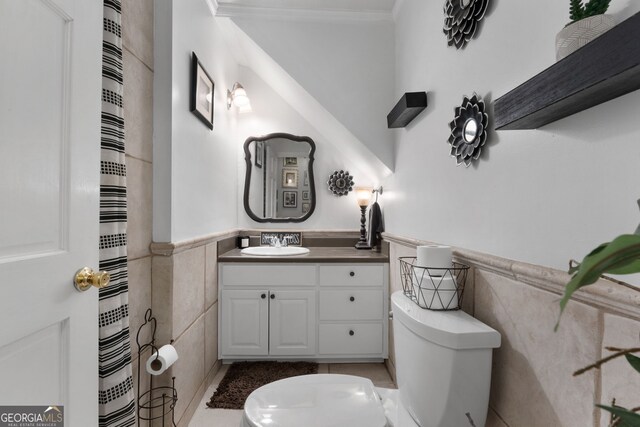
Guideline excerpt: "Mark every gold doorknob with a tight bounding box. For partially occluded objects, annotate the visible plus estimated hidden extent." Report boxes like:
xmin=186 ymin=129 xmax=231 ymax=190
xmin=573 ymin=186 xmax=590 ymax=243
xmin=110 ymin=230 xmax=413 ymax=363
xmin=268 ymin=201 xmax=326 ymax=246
xmin=74 ymin=267 xmax=110 ymax=292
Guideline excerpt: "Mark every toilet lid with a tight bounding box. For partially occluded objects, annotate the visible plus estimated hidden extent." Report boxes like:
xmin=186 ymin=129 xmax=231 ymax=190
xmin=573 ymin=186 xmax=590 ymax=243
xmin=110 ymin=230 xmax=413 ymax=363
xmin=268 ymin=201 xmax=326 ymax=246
xmin=243 ymin=374 xmax=388 ymax=427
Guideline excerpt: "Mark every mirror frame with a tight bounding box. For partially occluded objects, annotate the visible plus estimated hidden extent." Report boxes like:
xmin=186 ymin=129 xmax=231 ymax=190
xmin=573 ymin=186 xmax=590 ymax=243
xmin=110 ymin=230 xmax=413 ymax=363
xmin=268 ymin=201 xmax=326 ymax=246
xmin=243 ymin=133 xmax=317 ymax=223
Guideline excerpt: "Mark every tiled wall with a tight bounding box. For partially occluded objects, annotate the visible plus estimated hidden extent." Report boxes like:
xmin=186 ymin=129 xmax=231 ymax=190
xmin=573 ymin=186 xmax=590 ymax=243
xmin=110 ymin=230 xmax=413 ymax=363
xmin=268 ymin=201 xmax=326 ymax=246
xmin=121 ymin=0 xmax=154 ymax=420
xmin=384 ymin=234 xmax=640 ymax=427
xmin=150 ymin=233 xmax=234 ymax=426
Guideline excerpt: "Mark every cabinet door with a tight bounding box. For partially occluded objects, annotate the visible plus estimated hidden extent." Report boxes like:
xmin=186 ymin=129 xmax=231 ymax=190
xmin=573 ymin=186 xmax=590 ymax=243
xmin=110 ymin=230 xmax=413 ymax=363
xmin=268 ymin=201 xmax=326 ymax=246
xmin=269 ymin=290 xmax=317 ymax=356
xmin=221 ymin=290 xmax=269 ymax=356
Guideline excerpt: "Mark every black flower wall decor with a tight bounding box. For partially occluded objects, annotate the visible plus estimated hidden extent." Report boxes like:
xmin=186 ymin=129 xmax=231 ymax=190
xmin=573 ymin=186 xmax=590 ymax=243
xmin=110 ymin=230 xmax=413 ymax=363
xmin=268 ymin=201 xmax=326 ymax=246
xmin=447 ymin=93 xmax=489 ymax=167
xmin=327 ymin=170 xmax=354 ymax=196
xmin=443 ymin=0 xmax=489 ymax=49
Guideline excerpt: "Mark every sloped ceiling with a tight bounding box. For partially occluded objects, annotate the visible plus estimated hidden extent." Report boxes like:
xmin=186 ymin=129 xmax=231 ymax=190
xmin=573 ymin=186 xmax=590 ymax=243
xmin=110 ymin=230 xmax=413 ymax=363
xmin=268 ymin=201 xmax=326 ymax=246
xmin=217 ymin=17 xmax=392 ymax=181
xmin=209 ymin=0 xmax=397 ymax=179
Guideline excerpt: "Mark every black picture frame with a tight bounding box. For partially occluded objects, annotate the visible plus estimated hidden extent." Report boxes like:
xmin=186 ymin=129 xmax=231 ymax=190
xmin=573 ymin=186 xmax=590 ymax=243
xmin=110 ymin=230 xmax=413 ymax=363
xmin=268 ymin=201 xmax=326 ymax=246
xmin=283 ymin=191 xmax=297 ymax=208
xmin=190 ymin=52 xmax=214 ymax=130
xmin=255 ymin=141 xmax=263 ymax=168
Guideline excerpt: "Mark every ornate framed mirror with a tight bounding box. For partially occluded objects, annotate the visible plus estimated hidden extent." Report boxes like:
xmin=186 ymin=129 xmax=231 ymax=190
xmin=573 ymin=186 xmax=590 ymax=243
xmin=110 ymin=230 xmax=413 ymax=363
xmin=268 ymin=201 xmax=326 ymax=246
xmin=243 ymin=133 xmax=316 ymax=223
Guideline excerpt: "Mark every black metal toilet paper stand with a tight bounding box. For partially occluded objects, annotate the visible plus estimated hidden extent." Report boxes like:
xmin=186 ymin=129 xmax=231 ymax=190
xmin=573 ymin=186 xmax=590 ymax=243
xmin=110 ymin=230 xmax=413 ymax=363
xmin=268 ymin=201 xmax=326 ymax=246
xmin=136 ymin=308 xmax=178 ymax=426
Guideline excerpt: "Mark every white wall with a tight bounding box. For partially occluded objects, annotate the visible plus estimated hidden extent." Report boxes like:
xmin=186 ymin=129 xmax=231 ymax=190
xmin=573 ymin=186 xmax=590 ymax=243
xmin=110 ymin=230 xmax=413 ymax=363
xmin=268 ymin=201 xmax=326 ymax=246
xmin=385 ymin=0 xmax=640 ymax=271
xmin=232 ymin=16 xmax=396 ymax=171
xmin=154 ymin=0 xmax=240 ymax=242
xmin=154 ymin=0 xmax=367 ymax=242
xmin=237 ymin=67 xmax=372 ymax=230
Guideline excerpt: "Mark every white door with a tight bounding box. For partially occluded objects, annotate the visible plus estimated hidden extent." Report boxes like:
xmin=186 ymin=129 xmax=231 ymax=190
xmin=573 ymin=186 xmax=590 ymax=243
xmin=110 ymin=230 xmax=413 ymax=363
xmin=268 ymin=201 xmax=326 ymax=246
xmin=0 ymin=0 xmax=102 ymax=424
xmin=220 ymin=290 xmax=269 ymax=356
xmin=269 ymin=290 xmax=317 ymax=356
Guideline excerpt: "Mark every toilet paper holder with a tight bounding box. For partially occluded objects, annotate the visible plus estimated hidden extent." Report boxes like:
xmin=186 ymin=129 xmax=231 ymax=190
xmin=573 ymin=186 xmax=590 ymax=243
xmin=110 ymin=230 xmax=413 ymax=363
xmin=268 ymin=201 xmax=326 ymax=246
xmin=399 ymin=257 xmax=470 ymax=311
xmin=136 ymin=308 xmax=178 ymax=426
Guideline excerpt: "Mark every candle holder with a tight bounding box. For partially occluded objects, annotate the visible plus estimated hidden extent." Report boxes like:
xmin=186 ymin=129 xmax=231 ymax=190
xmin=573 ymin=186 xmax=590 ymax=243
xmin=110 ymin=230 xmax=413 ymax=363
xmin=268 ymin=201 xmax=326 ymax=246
xmin=355 ymin=205 xmax=371 ymax=250
xmin=354 ymin=186 xmax=372 ymax=250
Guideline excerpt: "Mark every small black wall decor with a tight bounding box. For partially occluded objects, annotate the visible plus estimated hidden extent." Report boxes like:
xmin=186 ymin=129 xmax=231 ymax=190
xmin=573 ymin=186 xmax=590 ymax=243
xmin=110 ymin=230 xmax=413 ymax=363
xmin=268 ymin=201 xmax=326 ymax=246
xmin=443 ymin=0 xmax=489 ymax=49
xmin=327 ymin=170 xmax=354 ymax=196
xmin=447 ymin=93 xmax=489 ymax=167
xmin=387 ymin=92 xmax=428 ymax=128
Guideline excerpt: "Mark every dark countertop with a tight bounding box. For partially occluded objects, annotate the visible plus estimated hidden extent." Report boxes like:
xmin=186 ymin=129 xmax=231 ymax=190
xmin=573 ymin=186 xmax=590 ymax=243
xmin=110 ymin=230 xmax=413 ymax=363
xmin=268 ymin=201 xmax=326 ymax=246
xmin=218 ymin=246 xmax=389 ymax=263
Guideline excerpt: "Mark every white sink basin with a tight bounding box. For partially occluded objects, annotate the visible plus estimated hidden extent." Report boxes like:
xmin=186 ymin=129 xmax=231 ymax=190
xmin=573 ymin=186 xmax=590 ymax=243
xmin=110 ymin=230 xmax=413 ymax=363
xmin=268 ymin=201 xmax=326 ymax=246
xmin=241 ymin=246 xmax=310 ymax=256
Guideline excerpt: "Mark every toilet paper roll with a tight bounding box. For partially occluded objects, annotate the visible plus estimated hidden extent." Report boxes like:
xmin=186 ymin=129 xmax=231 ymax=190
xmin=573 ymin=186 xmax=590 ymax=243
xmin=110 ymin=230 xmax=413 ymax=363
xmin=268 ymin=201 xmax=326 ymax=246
xmin=417 ymin=245 xmax=452 ymax=275
xmin=417 ymin=276 xmax=459 ymax=310
xmin=145 ymin=344 xmax=179 ymax=376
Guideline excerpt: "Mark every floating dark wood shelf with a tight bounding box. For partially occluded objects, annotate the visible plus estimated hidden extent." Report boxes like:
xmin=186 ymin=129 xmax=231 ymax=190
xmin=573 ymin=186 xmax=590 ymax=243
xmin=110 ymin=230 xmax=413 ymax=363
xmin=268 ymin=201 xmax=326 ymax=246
xmin=494 ymin=12 xmax=640 ymax=130
xmin=387 ymin=92 xmax=427 ymax=128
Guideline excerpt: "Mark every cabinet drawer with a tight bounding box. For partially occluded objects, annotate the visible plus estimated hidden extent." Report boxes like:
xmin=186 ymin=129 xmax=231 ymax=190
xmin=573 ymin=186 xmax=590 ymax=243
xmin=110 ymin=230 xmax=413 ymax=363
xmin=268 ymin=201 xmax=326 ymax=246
xmin=221 ymin=264 xmax=316 ymax=286
xmin=319 ymin=290 xmax=383 ymax=321
xmin=319 ymin=323 xmax=383 ymax=355
xmin=318 ymin=265 xmax=384 ymax=287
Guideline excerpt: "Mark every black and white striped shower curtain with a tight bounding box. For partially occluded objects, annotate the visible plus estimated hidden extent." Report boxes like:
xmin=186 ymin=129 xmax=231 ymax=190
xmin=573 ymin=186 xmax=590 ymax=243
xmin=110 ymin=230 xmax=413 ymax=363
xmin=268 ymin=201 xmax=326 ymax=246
xmin=99 ymin=1 xmax=137 ymax=426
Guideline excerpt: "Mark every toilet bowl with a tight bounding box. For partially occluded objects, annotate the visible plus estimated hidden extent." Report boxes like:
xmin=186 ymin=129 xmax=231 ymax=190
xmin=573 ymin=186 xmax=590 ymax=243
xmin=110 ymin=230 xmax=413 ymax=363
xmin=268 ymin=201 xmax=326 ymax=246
xmin=241 ymin=291 xmax=501 ymax=427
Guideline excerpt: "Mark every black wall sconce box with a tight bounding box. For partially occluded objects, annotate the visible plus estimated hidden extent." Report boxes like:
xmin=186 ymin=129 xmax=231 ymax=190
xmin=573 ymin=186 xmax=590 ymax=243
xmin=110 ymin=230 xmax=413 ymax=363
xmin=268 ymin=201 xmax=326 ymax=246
xmin=387 ymin=92 xmax=428 ymax=128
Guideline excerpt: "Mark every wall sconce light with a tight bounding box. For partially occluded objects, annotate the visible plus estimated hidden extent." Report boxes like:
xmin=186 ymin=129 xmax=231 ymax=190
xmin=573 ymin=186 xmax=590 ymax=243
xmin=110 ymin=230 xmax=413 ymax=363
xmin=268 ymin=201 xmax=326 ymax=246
xmin=227 ymin=82 xmax=252 ymax=112
xmin=354 ymin=186 xmax=373 ymax=250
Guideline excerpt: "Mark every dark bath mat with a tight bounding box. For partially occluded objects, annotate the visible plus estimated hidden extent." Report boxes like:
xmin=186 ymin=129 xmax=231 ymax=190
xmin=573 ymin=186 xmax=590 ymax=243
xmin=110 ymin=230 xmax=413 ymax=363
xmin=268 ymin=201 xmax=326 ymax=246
xmin=207 ymin=361 xmax=319 ymax=410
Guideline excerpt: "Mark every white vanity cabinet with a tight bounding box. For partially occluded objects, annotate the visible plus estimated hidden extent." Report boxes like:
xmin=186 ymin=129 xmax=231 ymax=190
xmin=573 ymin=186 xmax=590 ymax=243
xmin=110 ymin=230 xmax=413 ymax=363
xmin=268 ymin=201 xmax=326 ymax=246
xmin=317 ymin=264 xmax=386 ymax=357
xmin=219 ymin=262 xmax=388 ymax=361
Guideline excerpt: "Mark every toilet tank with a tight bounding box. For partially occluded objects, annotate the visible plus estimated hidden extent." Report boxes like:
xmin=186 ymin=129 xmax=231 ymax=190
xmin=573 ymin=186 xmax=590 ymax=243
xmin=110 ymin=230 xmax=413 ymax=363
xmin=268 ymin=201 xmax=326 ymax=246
xmin=391 ymin=291 xmax=501 ymax=427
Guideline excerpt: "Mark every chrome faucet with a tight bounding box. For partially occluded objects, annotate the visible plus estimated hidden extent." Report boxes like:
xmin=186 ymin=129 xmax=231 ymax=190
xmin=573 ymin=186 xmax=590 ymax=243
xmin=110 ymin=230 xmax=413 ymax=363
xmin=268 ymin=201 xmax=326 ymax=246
xmin=268 ymin=236 xmax=291 ymax=248
xmin=269 ymin=236 xmax=282 ymax=248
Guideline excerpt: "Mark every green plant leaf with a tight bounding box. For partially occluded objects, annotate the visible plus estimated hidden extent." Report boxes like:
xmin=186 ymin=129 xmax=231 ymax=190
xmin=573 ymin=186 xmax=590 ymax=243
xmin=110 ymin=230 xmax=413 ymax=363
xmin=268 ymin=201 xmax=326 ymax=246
xmin=626 ymin=353 xmax=640 ymax=375
xmin=556 ymin=234 xmax=640 ymax=330
xmin=584 ymin=0 xmax=611 ymax=17
xmin=597 ymin=405 xmax=640 ymax=427
xmin=570 ymin=0 xmax=584 ymax=21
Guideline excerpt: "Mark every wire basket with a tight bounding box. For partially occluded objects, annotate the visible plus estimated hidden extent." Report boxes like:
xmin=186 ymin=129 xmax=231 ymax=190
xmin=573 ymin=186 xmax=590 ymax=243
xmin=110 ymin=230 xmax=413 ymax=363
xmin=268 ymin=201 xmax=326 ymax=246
xmin=399 ymin=257 xmax=470 ymax=311
xmin=138 ymin=382 xmax=178 ymax=423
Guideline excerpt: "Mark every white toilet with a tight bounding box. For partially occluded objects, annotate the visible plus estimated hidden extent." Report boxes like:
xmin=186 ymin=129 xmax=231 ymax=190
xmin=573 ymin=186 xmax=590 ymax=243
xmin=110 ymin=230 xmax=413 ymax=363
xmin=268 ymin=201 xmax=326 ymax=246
xmin=241 ymin=290 xmax=501 ymax=427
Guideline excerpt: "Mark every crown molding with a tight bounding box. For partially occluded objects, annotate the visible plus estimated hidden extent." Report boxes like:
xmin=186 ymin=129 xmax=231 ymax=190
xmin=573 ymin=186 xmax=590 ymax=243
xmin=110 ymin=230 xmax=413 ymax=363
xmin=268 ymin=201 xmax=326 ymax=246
xmin=214 ymin=3 xmax=393 ymax=22
xmin=204 ymin=0 xmax=219 ymax=17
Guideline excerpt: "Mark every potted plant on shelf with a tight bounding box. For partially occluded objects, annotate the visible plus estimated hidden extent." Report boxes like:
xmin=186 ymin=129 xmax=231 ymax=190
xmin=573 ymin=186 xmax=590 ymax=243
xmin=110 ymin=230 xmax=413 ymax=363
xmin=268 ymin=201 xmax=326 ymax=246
xmin=556 ymin=0 xmax=615 ymax=60
xmin=557 ymin=200 xmax=640 ymax=426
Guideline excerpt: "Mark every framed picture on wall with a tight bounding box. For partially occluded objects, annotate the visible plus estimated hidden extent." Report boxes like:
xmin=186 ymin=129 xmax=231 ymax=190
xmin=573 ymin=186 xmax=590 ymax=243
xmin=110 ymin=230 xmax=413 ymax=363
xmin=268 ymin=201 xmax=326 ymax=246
xmin=283 ymin=191 xmax=297 ymax=208
xmin=282 ymin=169 xmax=298 ymax=188
xmin=302 ymin=191 xmax=309 ymax=200
xmin=302 ymin=202 xmax=310 ymax=213
xmin=255 ymin=141 xmax=264 ymax=168
xmin=189 ymin=52 xmax=214 ymax=130
xmin=284 ymin=157 xmax=297 ymax=166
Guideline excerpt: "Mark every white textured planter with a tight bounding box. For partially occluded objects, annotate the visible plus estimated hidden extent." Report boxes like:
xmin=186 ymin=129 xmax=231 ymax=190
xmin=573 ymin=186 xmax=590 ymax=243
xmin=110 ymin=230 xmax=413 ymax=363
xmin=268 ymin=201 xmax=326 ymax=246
xmin=555 ymin=14 xmax=615 ymax=61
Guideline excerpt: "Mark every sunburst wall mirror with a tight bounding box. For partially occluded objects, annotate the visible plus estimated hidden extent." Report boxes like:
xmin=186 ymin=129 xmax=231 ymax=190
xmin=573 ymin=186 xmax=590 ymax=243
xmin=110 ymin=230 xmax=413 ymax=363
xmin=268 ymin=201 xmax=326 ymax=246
xmin=447 ymin=93 xmax=489 ymax=167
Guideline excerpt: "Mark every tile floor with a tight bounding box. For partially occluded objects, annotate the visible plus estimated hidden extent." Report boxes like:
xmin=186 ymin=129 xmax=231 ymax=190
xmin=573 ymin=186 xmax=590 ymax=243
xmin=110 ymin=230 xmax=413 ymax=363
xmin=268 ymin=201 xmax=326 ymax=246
xmin=188 ymin=363 xmax=396 ymax=427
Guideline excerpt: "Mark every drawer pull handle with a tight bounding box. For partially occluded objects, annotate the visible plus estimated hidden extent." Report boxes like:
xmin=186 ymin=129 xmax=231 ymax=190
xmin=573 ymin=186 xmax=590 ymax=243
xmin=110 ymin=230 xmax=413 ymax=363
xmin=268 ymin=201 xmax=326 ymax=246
xmin=261 ymin=293 xmax=266 ymax=299
xmin=349 ymin=330 xmax=355 ymax=336
xmin=349 ymin=296 xmax=355 ymax=302
xmin=270 ymin=293 xmax=275 ymax=299
xmin=349 ymin=271 xmax=355 ymax=277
